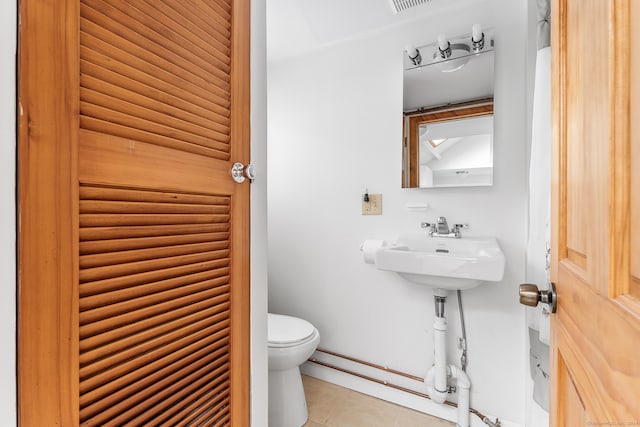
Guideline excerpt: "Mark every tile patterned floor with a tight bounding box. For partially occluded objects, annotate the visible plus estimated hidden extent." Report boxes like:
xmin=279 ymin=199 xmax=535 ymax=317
xmin=302 ymin=375 xmax=454 ymax=427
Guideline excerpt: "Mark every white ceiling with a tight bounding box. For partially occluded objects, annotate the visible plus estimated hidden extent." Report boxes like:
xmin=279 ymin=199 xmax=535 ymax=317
xmin=266 ymin=0 xmax=481 ymax=61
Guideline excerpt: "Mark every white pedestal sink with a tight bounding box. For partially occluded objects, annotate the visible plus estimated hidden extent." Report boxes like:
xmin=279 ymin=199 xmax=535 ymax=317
xmin=373 ymin=234 xmax=505 ymax=290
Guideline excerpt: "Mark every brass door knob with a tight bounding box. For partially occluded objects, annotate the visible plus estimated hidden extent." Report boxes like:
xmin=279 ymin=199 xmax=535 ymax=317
xmin=519 ymin=282 xmax=557 ymax=313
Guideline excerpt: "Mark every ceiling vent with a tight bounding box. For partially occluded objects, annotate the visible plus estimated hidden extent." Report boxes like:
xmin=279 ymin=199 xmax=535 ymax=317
xmin=388 ymin=0 xmax=431 ymax=14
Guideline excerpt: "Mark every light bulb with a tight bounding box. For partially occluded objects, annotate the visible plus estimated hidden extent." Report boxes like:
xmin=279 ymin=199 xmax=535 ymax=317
xmin=472 ymin=24 xmax=483 ymax=43
xmin=405 ymin=44 xmax=418 ymax=57
xmin=405 ymin=44 xmax=422 ymax=65
xmin=437 ymin=34 xmax=449 ymax=52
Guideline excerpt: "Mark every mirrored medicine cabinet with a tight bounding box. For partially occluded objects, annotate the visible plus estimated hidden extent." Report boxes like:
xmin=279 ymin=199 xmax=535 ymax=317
xmin=402 ymin=30 xmax=495 ymax=188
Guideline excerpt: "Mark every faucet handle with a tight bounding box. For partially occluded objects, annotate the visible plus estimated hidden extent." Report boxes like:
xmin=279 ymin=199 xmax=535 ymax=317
xmin=452 ymin=223 xmax=469 ymax=238
xmin=421 ymin=222 xmax=434 ymax=229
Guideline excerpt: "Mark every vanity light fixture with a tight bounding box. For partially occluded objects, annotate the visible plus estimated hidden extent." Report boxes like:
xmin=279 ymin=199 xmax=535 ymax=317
xmin=404 ymin=26 xmax=492 ymax=74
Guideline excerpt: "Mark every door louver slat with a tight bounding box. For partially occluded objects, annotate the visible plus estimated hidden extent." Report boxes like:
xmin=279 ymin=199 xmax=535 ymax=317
xmin=79 ymin=184 xmax=232 ymax=425
xmin=80 ymin=232 xmax=229 ymax=254
xmin=80 ymin=268 xmax=229 ymax=309
xmin=80 ymin=303 xmax=230 ymax=367
xmin=79 ymin=258 xmax=230 ymax=297
xmin=80 ymin=279 xmax=230 ymax=326
xmin=94 ymin=0 xmax=232 ymax=76
xmin=80 ymin=2 xmax=231 ymax=95
xmin=80 ymin=71 xmax=231 ymax=137
xmin=171 ymin=394 xmax=230 ymax=427
xmin=79 ymin=186 xmax=230 ymax=205
xmin=79 ymin=109 xmax=230 ymax=160
xmin=80 ymin=223 xmax=229 ymax=241
xmin=80 ymin=214 xmax=231 ymax=227
xmin=80 ymin=44 xmax=231 ymax=124
xmin=79 ymin=249 xmax=230 ymax=282
xmin=168 ymin=1 xmax=231 ymax=40
xmin=80 ymin=200 xmax=229 ymax=215
xmin=79 ymin=241 xmax=230 ymax=269
xmin=80 ymin=93 xmax=231 ymax=150
xmin=80 ymin=0 xmax=233 ymax=160
xmin=106 ymin=355 xmax=230 ymax=426
xmin=80 ymin=321 xmax=230 ymax=395
xmin=161 ymin=383 xmax=230 ymax=427
xmin=206 ymin=0 xmax=232 ymax=16
xmin=80 ymin=295 xmax=229 ymax=353
xmin=80 ymin=100 xmax=231 ymax=153
xmin=125 ymin=369 xmax=230 ymax=426
xmin=80 ymin=341 xmax=230 ymax=425
xmin=135 ymin=0 xmax=231 ymax=57
xmin=80 ymin=328 xmax=229 ymax=418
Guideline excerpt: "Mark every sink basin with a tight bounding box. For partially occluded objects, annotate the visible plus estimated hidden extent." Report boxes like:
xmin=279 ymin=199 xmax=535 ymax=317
xmin=374 ymin=234 xmax=505 ymax=290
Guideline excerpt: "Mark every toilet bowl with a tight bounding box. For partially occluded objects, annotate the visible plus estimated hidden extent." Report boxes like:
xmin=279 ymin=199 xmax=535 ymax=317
xmin=268 ymin=313 xmax=320 ymax=427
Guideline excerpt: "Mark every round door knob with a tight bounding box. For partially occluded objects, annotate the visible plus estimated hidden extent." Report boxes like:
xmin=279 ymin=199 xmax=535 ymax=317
xmin=245 ymin=164 xmax=256 ymax=182
xmin=231 ymin=162 xmax=256 ymax=183
xmin=519 ymin=282 xmax=557 ymax=313
xmin=231 ymin=162 xmax=246 ymax=183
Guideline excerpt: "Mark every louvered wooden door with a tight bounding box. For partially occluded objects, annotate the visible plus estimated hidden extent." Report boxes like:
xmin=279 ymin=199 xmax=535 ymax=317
xmin=18 ymin=1 xmax=250 ymax=426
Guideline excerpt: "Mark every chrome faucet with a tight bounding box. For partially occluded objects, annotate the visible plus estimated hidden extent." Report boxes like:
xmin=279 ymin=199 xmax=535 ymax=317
xmin=421 ymin=217 xmax=469 ymax=238
xmin=436 ymin=216 xmax=449 ymax=234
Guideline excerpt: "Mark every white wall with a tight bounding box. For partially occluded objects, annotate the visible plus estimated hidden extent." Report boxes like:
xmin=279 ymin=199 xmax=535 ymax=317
xmin=250 ymin=0 xmax=269 ymax=424
xmin=1 ymin=1 xmax=16 ymax=425
xmin=267 ymin=0 xmax=528 ymax=425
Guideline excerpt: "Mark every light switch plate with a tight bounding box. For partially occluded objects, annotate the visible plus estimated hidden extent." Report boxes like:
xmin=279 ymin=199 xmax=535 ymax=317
xmin=362 ymin=194 xmax=382 ymax=215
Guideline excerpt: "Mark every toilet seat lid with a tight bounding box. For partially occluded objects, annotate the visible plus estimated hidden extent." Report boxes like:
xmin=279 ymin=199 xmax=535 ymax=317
xmin=268 ymin=313 xmax=316 ymax=345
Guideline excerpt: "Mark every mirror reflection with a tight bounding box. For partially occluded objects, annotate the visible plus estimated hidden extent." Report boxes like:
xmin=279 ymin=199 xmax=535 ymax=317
xmin=418 ymin=114 xmax=493 ymax=187
xmin=402 ymin=30 xmax=495 ymax=188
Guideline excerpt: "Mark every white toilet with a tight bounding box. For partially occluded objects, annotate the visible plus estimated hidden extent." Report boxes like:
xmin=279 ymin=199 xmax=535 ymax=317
xmin=268 ymin=313 xmax=320 ymax=427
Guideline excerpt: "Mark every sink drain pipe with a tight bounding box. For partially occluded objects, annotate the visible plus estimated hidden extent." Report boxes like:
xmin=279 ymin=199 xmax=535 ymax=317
xmin=426 ymin=291 xmax=449 ymax=404
xmin=424 ymin=289 xmax=471 ymax=427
